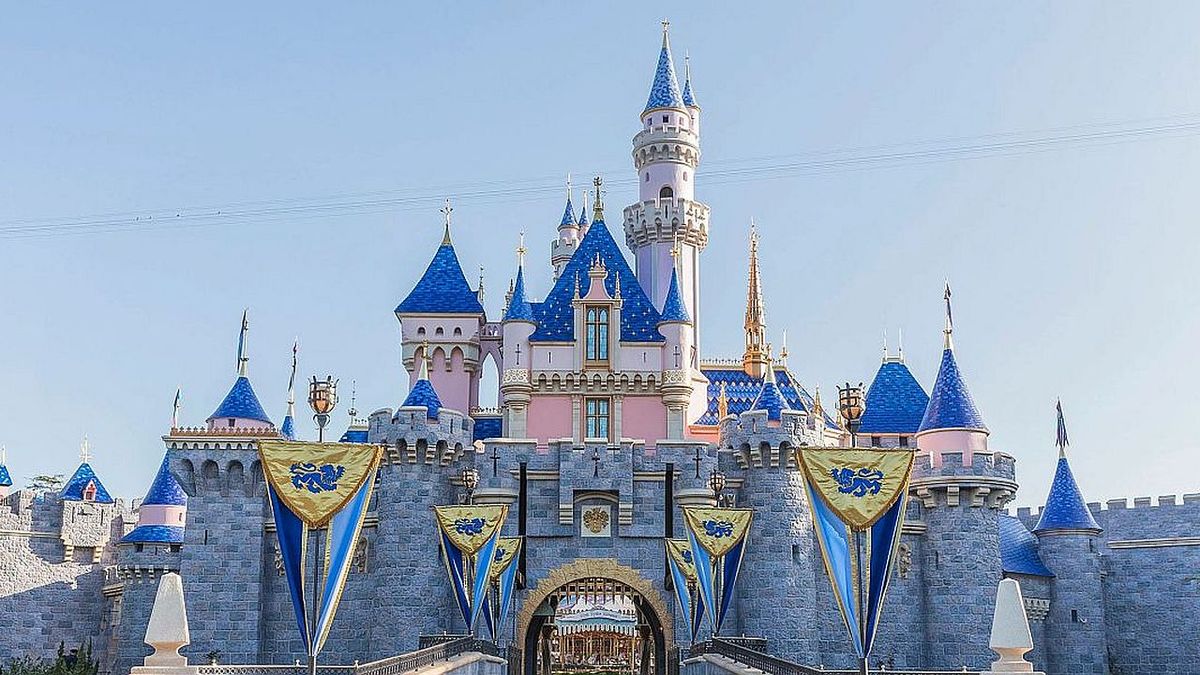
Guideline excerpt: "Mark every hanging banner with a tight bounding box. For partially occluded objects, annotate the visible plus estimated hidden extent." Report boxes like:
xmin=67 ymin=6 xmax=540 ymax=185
xmin=259 ymin=440 xmax=383 ymax=658
xmin=481 ymin=537 xmax=523 ymax=641
xmin=434 ymin=504 xmax=509 ymax=632
xmin=261 ymin=440 xmax=382 ymax=528
xmin=797 ymin=447 xmax=914 ymax=661
xmin=681 ymin=507 xmax=753 ymax=635
xmin=665 ymin=539 xmax=706 ymax=642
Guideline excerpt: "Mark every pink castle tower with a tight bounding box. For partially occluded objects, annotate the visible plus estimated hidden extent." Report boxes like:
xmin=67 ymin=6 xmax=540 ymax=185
xmin=623 ymin=21 xmax=710 ymax=352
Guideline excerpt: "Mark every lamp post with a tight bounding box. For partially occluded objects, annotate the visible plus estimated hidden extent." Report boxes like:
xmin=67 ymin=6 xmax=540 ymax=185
xmin=836 ymin=381 xmax=870 ymax=675
xmin=707 ymin=469 xmax=726 ymax=503
xmin=304 ymin=376 xmax=337 ymax=675
xmin=308 ymin=376 xmax=338 ymax=443
xmin=837 ymin=382 xmax=865 ymax=448
xmin=461 ymin=467 xmax=479 ymax=505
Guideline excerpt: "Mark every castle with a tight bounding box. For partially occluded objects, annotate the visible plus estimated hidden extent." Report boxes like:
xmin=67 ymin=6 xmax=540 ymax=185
xmin=1 ymin=24 xmax=1197 ymax=675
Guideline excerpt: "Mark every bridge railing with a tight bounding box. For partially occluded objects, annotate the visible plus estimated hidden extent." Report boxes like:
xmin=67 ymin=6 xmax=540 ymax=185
xmin=197 ymin=637 xmax=505 ymax=675
xmin=687 ymin=638 xmax=981 ymax=675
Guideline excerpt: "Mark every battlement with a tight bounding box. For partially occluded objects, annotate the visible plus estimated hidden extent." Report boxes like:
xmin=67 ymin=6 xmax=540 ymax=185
xmin=623 ymin=198 xmax=710 ymax=249
xmin=379 ymin=405 xmax=473 ymax=466
xmin=1013 ymin=493 xmax=1200 ymax=520
xmin=910 ymin=451 xmax=1018 ymax=510
xmin=719 ymin=408 xmax=824 ymax=466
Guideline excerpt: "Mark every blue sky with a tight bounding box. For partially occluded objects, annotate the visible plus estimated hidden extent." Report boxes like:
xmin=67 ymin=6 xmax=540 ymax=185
xmin=2 ymin=2 xmax=1198 ymax=505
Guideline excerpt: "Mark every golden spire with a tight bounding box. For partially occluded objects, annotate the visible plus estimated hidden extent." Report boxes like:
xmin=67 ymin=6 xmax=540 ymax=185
xmin=717 ymin=382 xmax=729 ymax=420
xmin=742 ymin=220 xmax=769 ymax=378
xmin=592 ymin=176 xmax=604 ymax=222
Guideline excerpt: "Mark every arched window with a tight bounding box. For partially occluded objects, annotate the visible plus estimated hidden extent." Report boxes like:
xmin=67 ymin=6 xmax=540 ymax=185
xmin=453 ymin=327 xmax=462 ymax=336
xmin=417 ymin=326 xmax=426 ymax=336
xmin=659 ymin=186 xmax=673 ymax=199
xmin=82 ymin=481 xmax=97 ymax=502
xmin=585 ymin=307 xmax=609 ymax=362
xmin=435 ymin=327 xmax=444 ymax=336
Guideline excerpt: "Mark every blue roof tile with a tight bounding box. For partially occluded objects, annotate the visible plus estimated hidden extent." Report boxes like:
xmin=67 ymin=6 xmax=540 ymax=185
xmin=121 ymin=525 xmax=185 ymax=544
xmin=1034 ymin=455 xmax=1101 ymax=533
xmin=279 ymin=414 xmax=296 ymax=440
xmin=682 ymin=72 xmax=698 ymax=108
xmin=0 ymin=463 xmax=10 ymax=488
xmin=658 ymin=269 xmax=690 ymax=324
xmin=695 ymin=366 xmax=839 ymax=428
xmin=61 ymin=463 xmax=114 ymax=504
xmin=503 ymin=266 xmax=536 ymax=323
xmin=143 ymin=456 xmax=186 ymax=506
xmin=918 ymin=349 xmax=986 ymax=432
xmin=529 ymin=220 xmax=664 ymax=343
xmin=858 ymin=361 xmax=930 ymax=434
xmin=208 ymin=376 xmax=273 ymax=425
xmin=402 ymin=379 xmax=442 ymax=420
xmin=473 ymin=416 xmax=502 ymax=442
xmin=999 ymin=514 xmax=1054 ymax=577
xmin=395 ymin=240 xmax=485 ymax=315
xmin=560 ymin=196 xmax=576 ymax=227
xmin=645 ymin=36 xmax=685 ymax=112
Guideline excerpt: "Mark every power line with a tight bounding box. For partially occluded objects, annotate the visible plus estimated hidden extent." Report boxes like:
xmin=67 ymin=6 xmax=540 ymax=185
xmin=4 ymin=114 xmax=1200 ymax=239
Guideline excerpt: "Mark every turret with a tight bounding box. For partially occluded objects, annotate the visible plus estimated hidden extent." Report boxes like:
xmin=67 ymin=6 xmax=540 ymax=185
xmin=856 ymin=343 xmax=928 ymax=448
xmin=911 ymin=287 xmax=1015 ymax=669
xmin=206 ymin=310 xmax=274 ymax=432
xmin=394 ymin=201 xmax=487 ymax=414
xmin=550 ymin=177 xmax=580 ymax=279
xmin=657 ymin=266 xmax=697 ymax=438
xmin=1033 ymin=401 xmax=1106 ymax=674
xmin=624 ymin=21 xmax=709 ymax=351
xmin=122 ymin=455 xmax=187 ymax=545
xmin=501 ymin=236 xmax=536 ymax=438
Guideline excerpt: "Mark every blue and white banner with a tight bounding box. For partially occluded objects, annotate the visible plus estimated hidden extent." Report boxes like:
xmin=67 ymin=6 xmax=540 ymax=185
xmin=665 ymin=539 xmax=706 ymax=643
xmin=681 ymin=507 xmax=753 ymax=636
xmin=797 ymin=447 xmax=914 ymax=661
xmin=434 ymin=505 xmax=509 ymax=633
xmin=260 ymin=440 xmax=382 ymax=659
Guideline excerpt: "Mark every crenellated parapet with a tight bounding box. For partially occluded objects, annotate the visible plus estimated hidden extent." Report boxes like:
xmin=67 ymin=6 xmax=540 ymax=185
xmin=378 ymin=405 xmax=473 ymax=466
xmin=720 ymin=408 xmax=822 ymax=469
xmin=911 ymin=450 xmax=1018 ymax=510
xmin=623 ymin=198 xmax=710 ymax=251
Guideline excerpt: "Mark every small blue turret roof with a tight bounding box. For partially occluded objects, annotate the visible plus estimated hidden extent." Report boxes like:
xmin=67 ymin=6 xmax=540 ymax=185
xmin=402 ymin=377 xmax=442 ymax=420
xmin=208 ymin=376 xmax=273 ymax=425
xmin=918 ymin=349 xmax=986 ymax=432
xmin=644 ymin=32 xmax=685 ymax=112
xmin=122 ymin=525 xmax=184 ymax=545
xmin=749 ymin=369 xmax=790 ymax=422
xmin=859 ymin=360 xmax=930 ymax=434
xmin=1034 ymin=455 xmax=1101 ymax=533
xmin=61 ymin=463 xmax=114 ymax=504
xmin=560 ymin=196 xmax=576 ymax=228
xmin=658 ymin=269 xmax=690 ymax=324
xmin=279 ymin=414 xmax=296 ymax=440
xmin=395 ymin=237 xmax=485 ymax=315
xmin=577 ymin=203 xmax=589 ymax=228
xmin=339 ymin=426 xmax=369 ymax=444
xmin=999 ymin=515 xmax=1054 ymax=577
xmin=682 ymin=60 xmax=698 ymax=108
xmin=503 ymin=266 xmax=536 ymax=323
xmin=530 ymin=219 xmax=664 ymax=343
xmin=0 ymin=463 xmax=10 ymax=488
xmin=143 ymin=456 xmax=186 ymax=507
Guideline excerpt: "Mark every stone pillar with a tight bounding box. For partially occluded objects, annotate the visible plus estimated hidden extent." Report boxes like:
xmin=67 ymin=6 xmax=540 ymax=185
xmin=131 ymin=573 xmax=200 ymax=675
xmin=983 ymin=578 xmax=1044 ymax=674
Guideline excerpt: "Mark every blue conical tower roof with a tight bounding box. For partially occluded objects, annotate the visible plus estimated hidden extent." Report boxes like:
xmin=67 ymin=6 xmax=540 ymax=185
xmin=504 ymin=265 xmax=536 ymax=323
xmin=142 ymin=456 xmax=187 ymax=507
xmin=682 ymin=55 xmax=699 ymax=108
xmin=61 ymin=463 xmax=114 ymax=503
xmin=1034 ymin=454 xmax=1100 ymax=533
xmin=859 ymin=360 xmax=929 ymax=434
xmin=644 ymin=26 xmax=685 ymax=112
xmin=402 ymin=356 xmax=442 ymax=419
xmin=395 ymin=230 xmax=485 ymax=315
xmin=560 ymin=194 xmax=576 ymax=228
xmin=208 ymin=376 xmax=273 ymax=425
xmin=279 ymin=414 xmax=296 ymax=440
xmin=750 ymin=363 xmax=790 ymax=422
xmin=0 ymin=459 xmax=10 ymax=488
xmin=658 ymin=268 xmax=690 ymax=324
xmin=918 ymin=348 xmax=986 ymax=432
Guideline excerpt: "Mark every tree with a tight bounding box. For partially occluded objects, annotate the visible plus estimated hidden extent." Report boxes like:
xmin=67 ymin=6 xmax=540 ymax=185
xmin=25 ymin=474 xmax=64 ymax=496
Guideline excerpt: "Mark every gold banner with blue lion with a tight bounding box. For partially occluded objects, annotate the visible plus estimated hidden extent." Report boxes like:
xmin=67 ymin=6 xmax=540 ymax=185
xmin=665 ymin=538 xmax=706 ymax=643
xmin=434 ymin=505 xmax=509 ymax=633
xmin=681 ymin=507 xmax=752 ymax=635
xmin=795 ymin=447 xmax=915 ymax=669
xmin=260 ymin=440 xmax=382 ymax=528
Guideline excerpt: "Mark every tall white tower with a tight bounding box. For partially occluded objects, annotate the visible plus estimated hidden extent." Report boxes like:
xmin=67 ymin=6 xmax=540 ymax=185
xmin=623 ymin=22 xmax=709 ymax=350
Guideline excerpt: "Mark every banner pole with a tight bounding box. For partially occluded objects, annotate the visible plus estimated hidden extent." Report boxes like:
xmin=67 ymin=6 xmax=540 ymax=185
xmin=854 ymin=529 xmax=868 ymax=675
xmin=308 ymin=528 xmax=320 ymax=675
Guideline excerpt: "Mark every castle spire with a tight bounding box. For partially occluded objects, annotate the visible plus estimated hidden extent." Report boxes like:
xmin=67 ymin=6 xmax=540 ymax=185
xmin=235 ymin=309 xmax=249 ymax=377
xmin=742 ymin=221 xmax=769 ymax=378
xmin=578 ymin=190 xmax=590 ymax=230
xmin=592 ymin=176 xmax=604 ymax=222
xmin=1055 ymin=398 xmax=1070 ymax=459
xmin=171 ymin=387 xmax=182 ymax=429
xmin=280 ymin=339 xmax=298 ymax=440
xmin=682 ymin=51 xmax=698 ymax=108
xmin=644 ymin=20 xmax=685 ymax=112
xmin=943 ymin=281 xmax=954 ymax=350
xmin=440 ymin=198 xmax=453 ymax=245
xmin=1034 ymin=400 xmax=1100 ymax=533
xmin=559 ymin=175 xmax=576 ymax=228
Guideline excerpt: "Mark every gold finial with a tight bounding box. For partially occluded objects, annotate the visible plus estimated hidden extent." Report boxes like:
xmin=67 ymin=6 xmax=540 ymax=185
xmin=717 ymin=382 xmax=729 ymax=420
xmin=661 ymin=19 xmax=670 ymax=45
xmin=743 ymin=219 xmax=768 ymax=378
xmin=440 ymin=198 xmax=454 ymax=245
xmin=670 ymin=233 xmax=682 ymax=275
xmin=79 ymin=436 xmax=92 ymax=464
xmin=780 ymin=329 xmax=789 ymax=364
xmin=813 ymin=386 xmax=824 ymax=419
xmin=516 ymin=230 xmax=527 ymax=267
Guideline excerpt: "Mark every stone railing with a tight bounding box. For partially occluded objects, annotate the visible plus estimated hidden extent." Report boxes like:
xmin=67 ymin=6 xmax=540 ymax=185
xmin=355 ymin=637 xmax=504 ymax=675
xmin=686 ymin=639 xmax=981 ymax=675
xmin=198 ymin=666 xmax=354 ymax=675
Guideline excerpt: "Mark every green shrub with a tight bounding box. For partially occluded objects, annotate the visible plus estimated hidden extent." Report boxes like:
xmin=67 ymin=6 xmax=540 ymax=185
xmin=0 ymin=642 xmax=98 ymax=675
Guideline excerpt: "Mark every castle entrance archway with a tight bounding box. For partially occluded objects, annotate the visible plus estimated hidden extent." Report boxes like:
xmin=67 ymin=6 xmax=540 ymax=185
xmin=516 ymin=560 xmax=672 ymax=675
